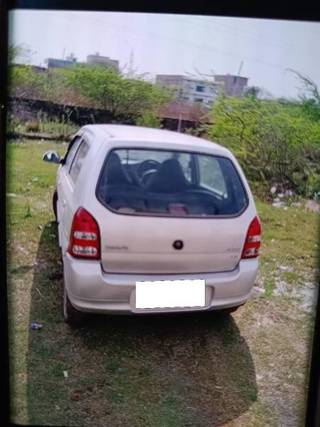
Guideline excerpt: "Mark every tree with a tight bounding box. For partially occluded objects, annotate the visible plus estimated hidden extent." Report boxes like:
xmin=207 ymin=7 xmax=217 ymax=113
xmin=287 ymin=69 xmax=320 ymax=120
xmin=9 ymin=64 xmax=46 ymax=99
xmin=8 ymin=43 xmax=34 ymax=64
xmin=8 ymin=45 xmax=21 ymax=63
xmin=288 ymin=69 xmax=320 ymax=104
xmin=62 ymin=64 xmax=172 ymax=122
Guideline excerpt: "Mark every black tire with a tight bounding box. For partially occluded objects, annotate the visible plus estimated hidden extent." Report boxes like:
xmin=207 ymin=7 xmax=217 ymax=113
xmin=63 ymin=285 xmax=84 ymax=326
xmin=52 ymin=190 xmax=58 ymax=223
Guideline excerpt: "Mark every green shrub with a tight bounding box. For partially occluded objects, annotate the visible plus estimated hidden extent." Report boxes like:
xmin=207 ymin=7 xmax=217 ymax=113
xmin=207 ymin=96 xmax=320 ymax=197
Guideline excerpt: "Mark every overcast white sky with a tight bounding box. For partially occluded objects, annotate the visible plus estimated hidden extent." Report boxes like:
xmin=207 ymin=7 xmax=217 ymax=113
xmin=8 ymin=10 xmax=320 ymax=99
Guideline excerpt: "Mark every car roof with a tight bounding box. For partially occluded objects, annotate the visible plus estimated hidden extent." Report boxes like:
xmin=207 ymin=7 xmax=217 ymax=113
xmin=82 ymin=124 xmax=230 ymax=155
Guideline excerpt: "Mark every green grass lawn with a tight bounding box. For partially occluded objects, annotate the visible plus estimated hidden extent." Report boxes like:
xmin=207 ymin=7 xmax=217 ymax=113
xmin=6 ymin=140 xmax=319 ymax=426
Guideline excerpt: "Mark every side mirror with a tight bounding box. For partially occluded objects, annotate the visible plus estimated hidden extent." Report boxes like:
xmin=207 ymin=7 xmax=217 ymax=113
xmin=42 ymin=151 xmax=61 ymax=164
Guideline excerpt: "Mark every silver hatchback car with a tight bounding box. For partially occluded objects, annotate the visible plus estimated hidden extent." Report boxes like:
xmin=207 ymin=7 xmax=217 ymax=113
xmin=43 ymin=125 xmax=261 ymax=325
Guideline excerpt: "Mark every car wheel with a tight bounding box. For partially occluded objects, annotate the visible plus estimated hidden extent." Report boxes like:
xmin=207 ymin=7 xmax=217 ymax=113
xmin=63 ymin=285 xmax=84 ymax=326
xmin=52 ymin=190 xmax=58 ymax=222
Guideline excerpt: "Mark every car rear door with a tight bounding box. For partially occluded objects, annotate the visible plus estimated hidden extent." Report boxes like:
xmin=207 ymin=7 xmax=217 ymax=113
xmin=96 ymin=146 xmax=255 ymax=275
xmin=99 ymin=212 xmax=254 ymax=274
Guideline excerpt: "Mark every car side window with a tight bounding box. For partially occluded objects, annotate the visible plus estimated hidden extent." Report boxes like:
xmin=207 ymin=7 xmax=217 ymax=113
xmin=178 ymin=153 xmax=192 ymax=183
xmin=198 ymin=155 xmax=227 ymax=195
xmin=69 ymin=139 xmax=90 ymax=183
xmin=63 ymin=136 xmax=83 ymax=170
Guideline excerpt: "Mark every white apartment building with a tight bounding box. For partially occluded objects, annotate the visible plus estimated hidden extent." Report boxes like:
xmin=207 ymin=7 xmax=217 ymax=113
xmin=156 ymin=75 xmax=221 ymax=107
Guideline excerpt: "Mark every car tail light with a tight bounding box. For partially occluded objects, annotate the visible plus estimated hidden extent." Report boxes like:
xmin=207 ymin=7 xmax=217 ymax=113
xmin=68 ymin=208 xmax=100 ymax=260
xmin=241 ymin=216 xmax=261 ymax=259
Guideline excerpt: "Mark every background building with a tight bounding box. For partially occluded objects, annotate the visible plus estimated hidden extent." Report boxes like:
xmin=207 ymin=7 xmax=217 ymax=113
xmin=86 ymin=53 xmax=119 ymax=72
xmin=156 ymin=74 xmax=221 ymax=107
xmin=46 ymin=53 xmax=77 ymax=69
xmin=214 ymin=74 xmax=248 ymax=97
xmin=46 ymin=52 xmax=119 ymax=72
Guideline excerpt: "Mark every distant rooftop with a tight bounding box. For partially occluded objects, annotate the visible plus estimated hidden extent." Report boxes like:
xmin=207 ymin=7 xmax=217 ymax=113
xmin=46 ymin=53 xmax=119 ymax=71
xmin=46 ymin=57 xmax=77 ymax=69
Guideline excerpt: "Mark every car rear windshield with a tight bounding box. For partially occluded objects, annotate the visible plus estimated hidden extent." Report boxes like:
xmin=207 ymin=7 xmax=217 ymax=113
xmin=96 ymin=148 xmax=248 ymax=217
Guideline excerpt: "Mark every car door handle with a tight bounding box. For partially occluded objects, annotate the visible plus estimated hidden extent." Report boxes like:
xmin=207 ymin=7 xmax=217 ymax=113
xmin=62 ymin=199 xmax=66 ymax=207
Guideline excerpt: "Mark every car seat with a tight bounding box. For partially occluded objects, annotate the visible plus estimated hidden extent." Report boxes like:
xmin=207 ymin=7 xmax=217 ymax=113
xmin=146 ymin=158 xmax=188 ymax=193
xmin=104 ymin=152 xmax=132 ymax=185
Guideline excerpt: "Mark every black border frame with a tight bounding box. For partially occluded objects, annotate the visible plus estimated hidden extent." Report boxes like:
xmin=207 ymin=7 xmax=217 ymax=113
xmin=5 ymin=1 xmax=320 ymax=22
xmin=2 ymin=2 xmax=320 ymax=427
xmin=1 ymin=0 xmax=9 ymax=426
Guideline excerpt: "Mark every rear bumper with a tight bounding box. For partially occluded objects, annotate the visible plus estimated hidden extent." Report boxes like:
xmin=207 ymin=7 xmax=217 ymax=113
xmin=63 ymin=253 xmax=259 ymax=314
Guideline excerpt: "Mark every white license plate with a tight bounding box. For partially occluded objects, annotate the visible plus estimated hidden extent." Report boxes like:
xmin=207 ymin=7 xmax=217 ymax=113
xmin=135 ymin=279 xmax=205 ymax=309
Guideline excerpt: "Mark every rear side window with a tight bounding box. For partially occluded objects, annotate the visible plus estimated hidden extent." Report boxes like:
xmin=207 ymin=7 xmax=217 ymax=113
xmin=69 ymin=140 xmax=90 ymax=182
xmin=64 ymin=136 xmax=82 ymax=169
xmin=96 ymin=148 xmax=248 ymax=217
xmin=198 ymin=155 xmax=227 ymax=195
